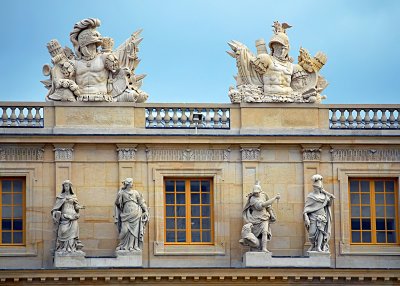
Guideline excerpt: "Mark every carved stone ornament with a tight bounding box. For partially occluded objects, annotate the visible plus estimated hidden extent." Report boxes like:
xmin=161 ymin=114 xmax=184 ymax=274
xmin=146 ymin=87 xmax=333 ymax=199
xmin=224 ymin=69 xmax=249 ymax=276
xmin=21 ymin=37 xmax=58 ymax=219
xmin=331 ymin=148 xmax=400 ymax=162
xmin=302 ymin=148 xmax=322 ymax=161
xmin=54 ymin=147 xmax=74 ymax=161
xmin=240 ymin=148 xmax=260 ymax=161
xmin=228 ymin=21 xmax=328 ymax=103
xmin=0 ymin=145 xmax=44 ymax=161
xmin=42 ymin=18 xmax=148 ymax=103
xmin=145 ymin=148 xmax=231 ymax=161
xmin=117 ymin=147 xmax=137 ymax=161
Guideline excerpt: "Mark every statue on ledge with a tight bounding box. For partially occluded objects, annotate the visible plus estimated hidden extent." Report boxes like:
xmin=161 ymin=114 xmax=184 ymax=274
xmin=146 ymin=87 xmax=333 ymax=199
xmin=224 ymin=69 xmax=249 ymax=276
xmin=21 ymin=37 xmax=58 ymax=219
xmin=42 ymin=18 xmax=148 ymax=103
xmin=303 ymin=174 xmax=335 ymax=253
xmin=51 ymin=180 xmax=85 ymax=255
xmin=227 ymin=21 xmax=328 ymax=103
xmin=115 ymin=178 xmax=149 ymax=252
xmin=239 ymin=181 xmax=280 ymax=252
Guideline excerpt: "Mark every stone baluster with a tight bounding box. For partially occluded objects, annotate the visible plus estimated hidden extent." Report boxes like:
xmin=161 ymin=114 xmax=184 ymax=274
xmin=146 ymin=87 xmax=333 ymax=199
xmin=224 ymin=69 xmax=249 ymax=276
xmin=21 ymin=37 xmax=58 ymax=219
xmin=221 ymin=109 xmax=229 ymax=128
xmin=172 ymin=108 xmax=179 ymax=127
xmin=396 ymin=110 xmax=400 ymax=129
xmin=355 ymin=109 xmax=363 ymax=129
xmin=181 ymin=108 xmax=188 ymax=127
xmin=339 ymin=109 xmax=347 ymax=128
xmin=372 ymin=109 xmax=379 ymax=129
xmin=213 ymin=109 xmax=221 ymax=128
xmin=381 ymin=109 xmax=388 ymax=129
xmin=155 ymin=108 xmax=163 ymax=127
xmin=10 ymin=107 xmax=17 ymax=126
xmin=364 ymin=109 xmax=371 ymax=129
xmin=27 ymin=107 xmax=34 ymax=127
xmin=164 ymin=108 xmax=171 ymax=127
xmin=147 ymin=108 xmax=155 ymax=127
xmin=347 ymin=109 xmax=355 ymax=129
xmin=205 ymin=109 xmax=212 ymax=128
xmin=34 ymin=107 xmax=42 ymax=127
xmin=189 ymin=108 xmax=195 ymax=128
xmin=388 ymin=109 xmax=396 ymax=129
xmin=18 ymin=107 xmax=25 ymax=127
xmin=1 ymin=107 xmax=8 ymax=126
xmin=330 ymin=109 xmax=338 ymax=128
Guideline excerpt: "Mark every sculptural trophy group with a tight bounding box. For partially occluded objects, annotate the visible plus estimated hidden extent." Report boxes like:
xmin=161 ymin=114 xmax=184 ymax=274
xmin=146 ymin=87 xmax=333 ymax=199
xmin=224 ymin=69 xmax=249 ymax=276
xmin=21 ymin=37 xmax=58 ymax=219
xmin=42 ymin=18 xmax=148 ymax=103
xmin=240 ymin=175 xmax=334 ymax=254
xmin=51 ymin=178 xmax=149 ymax=255
xmin=42 ymin=19 xmax=328 ymax=104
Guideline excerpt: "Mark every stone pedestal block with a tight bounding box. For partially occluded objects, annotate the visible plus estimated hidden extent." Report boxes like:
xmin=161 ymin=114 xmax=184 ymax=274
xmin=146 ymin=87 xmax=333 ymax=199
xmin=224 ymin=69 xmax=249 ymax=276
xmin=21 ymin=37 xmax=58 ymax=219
xmin=243 ymin=251 xmax=331 ymax=268
xmin=54 ymin=251 xmax=142 ymax=268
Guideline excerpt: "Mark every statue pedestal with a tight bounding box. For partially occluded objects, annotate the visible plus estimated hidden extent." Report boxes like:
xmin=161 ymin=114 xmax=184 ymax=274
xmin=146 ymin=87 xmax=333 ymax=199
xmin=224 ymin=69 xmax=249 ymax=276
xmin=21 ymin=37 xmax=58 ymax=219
xmin=54 ymin=251 xmax=86 ymax=268
xmin=243 ymin=251 xmax=331 ymax=268
xmin=54 ymin=251 xmax=142 ymax=268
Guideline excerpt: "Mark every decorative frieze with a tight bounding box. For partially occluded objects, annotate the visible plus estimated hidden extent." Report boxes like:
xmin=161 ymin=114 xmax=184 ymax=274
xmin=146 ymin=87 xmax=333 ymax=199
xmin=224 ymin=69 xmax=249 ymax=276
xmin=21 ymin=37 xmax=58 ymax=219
xmin=146 ymin=148 xmax=230 ymax=161
xmin=0 ymin=145 xmax=44 ymax=161
xmin=302 ymin=148 xmax=321 ymax=161
xmin=240 ymin=148 xmax=260 ymax=161
xmin=53 ymin=145 xmax=74 ymax=161
xmin=331 ymin=148 xmax=400 ymax=162
xmin=117 ymin=147 xmax=137 ymax=161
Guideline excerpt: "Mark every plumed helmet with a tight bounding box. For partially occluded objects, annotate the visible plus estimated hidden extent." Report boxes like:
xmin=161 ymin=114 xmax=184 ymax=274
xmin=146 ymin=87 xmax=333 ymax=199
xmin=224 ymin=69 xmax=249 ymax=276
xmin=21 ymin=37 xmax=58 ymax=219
xmin=269 ymin=32 xmax=289 ymax=50
xmin=70 ymin=18 xmax=102 ymax=58
xmin=77 ymin=28 xmax=102 ymax=48
xmin=252 ymin=180 xmax=262 ymax=193
xmin=268 ymin=21 xmax=291 ymax=55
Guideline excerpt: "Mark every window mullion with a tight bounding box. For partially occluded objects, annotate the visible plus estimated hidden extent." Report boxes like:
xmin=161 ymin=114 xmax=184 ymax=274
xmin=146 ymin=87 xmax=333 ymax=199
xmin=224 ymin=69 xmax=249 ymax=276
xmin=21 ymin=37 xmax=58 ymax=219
xmin=186 ymin=180 xmax=191 ymax=244
xmin=371 ymin=179 xmax=377 ymax=244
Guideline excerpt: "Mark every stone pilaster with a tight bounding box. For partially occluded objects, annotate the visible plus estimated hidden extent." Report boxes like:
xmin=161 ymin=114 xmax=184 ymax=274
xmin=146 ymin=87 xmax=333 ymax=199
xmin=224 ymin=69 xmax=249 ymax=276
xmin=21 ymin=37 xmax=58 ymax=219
xmin=53 ymin=144 xmax=74 ymax=194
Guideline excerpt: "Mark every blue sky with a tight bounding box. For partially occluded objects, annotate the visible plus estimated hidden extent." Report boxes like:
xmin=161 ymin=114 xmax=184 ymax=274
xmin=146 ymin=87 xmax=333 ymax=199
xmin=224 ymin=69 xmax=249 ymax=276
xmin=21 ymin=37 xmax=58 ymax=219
xmin=0 ymin=0 xmax=399 ymax=104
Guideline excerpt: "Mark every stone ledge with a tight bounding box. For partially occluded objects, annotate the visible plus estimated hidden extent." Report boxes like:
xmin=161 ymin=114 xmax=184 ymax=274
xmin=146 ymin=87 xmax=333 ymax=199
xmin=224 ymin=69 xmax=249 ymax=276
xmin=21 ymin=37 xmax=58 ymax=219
xmin=54 ymin=251 xmax=142 ymax=268
xmin=243 ymin=251 xmax=331 ymax=268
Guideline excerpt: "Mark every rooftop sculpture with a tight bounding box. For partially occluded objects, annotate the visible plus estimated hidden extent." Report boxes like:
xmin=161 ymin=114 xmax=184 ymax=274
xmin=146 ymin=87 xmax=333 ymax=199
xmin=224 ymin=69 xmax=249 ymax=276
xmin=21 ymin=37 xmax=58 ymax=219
xmin=42 ymin=18 xmax=148 ymax=103
xmin=228 ymin=21 xmax=328 ymax=103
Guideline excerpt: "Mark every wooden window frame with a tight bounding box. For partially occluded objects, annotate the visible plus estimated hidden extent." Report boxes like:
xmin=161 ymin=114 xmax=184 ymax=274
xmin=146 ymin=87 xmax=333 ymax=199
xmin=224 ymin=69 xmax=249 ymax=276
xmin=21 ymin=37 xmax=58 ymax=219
xmin=164 ymin=177 xmax=214 ymax=245
xmin=349 ymin=177 xmax=399 ymax=245
xmin=0 ymin=177 xmax=26 ymax=246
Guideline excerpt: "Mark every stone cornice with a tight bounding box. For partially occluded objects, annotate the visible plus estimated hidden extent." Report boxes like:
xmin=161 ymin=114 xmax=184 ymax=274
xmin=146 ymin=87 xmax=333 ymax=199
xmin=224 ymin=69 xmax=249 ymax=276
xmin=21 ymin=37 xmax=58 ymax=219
xmin=0 ymin=268 xmax=398 ymax=284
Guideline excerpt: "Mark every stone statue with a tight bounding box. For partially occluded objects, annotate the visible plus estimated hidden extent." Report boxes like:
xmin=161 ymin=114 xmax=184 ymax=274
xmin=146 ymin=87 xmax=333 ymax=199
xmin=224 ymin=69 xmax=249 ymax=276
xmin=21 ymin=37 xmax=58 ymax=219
xmin=239 ymin=181 xmax=280 ymax=252
xmin=51 ymin=180 xmax=85 ymax=254
xmin=42 ymin=18 xmax=148 ymax=103
xmin=227 ymin=21 xmax=328 ymax=103
xmin=303 ymin=174 xmax=335 ymax=253
xmin=115 ymin=178 xmax=149 ymax=251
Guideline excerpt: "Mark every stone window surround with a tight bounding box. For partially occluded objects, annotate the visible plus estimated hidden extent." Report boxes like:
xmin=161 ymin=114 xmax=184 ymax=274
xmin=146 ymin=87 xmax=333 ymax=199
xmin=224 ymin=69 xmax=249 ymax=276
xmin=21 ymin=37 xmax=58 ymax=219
xmin=338 ymin=168 xmax=400 ymax=256
xmin=152 ymin=168 xmax=226 ymax=256
xmin=0 ymin=168 xmax=37 ymax=257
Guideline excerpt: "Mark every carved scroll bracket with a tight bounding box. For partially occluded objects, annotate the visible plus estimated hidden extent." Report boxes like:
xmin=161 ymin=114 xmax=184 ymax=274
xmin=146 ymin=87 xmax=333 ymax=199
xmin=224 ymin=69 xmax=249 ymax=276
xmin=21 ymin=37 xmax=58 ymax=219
xmin=301 ymin=145 xmax=322 ymax=162
xmin=116 ymin=144 xmax=138 ymax=161
xmin=240 ymin=145 xmax=261 ymax=161
xmin=53 ymin=144 xmax=74 ymax=161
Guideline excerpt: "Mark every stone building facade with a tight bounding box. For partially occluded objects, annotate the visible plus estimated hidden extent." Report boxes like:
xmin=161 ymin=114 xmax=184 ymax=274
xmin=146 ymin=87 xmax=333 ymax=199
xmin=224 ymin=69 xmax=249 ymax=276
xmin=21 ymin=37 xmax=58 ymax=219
xmin=0 ymin=102 xmax=399 ymax=284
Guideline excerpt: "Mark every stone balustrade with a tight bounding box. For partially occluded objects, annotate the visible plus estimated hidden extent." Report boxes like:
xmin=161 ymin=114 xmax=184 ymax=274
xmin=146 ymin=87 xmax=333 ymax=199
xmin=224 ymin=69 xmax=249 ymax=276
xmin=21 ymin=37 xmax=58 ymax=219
xmin=145 ymin=106 xmax=230 ymax=129
xmin=2 ymin=102 xmax=400 ymax=133
xmin=329 ymin=106 xmax=400 ymax=129
xmin=1 ymin=104 xmax=44 ymax=128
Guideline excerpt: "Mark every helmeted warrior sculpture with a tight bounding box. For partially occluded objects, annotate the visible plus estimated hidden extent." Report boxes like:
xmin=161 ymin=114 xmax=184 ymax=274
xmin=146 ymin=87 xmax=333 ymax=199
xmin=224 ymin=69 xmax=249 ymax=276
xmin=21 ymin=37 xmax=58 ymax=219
xmin=51 ymin=180 xmax=85 ymax=254
xmin=115 ymin=178 xmax=149 ymax=251
xmin=303 ymin=174 xmax=335 ymax=253
xmin=239 ymin=181 xmax=280 ymax=252
xmin=42 ymin=18 xmax=148 ymax=103
xmin=227 ymin=21 xmax=328 ymax=103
